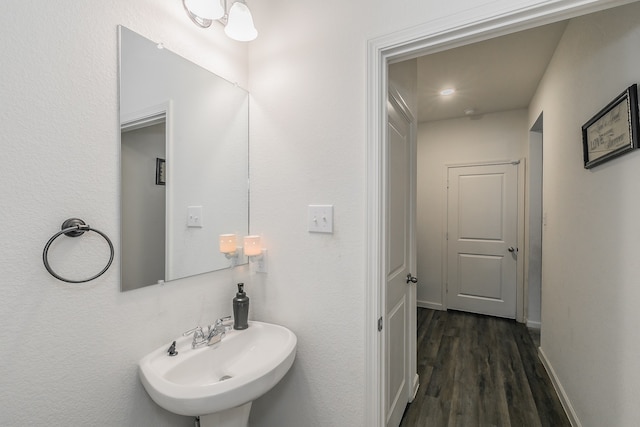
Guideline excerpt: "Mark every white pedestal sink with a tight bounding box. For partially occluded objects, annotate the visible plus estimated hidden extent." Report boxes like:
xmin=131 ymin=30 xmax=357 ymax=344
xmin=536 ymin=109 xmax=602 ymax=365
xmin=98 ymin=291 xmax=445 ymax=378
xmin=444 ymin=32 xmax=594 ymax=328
xmin=139 ymin=321 xmax=297 ymax=427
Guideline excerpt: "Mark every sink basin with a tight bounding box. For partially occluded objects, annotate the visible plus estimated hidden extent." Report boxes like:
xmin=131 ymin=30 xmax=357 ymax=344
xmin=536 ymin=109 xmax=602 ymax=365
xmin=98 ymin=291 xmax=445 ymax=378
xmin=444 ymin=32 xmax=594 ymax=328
xmin=139 ymin=321 xmax=297 ymax=420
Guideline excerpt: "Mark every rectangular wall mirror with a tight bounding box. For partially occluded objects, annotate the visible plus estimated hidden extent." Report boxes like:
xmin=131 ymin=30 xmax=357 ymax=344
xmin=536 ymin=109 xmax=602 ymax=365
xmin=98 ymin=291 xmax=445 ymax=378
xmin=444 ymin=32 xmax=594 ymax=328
xmin=118 ymin=26 xmax=249 ymax=292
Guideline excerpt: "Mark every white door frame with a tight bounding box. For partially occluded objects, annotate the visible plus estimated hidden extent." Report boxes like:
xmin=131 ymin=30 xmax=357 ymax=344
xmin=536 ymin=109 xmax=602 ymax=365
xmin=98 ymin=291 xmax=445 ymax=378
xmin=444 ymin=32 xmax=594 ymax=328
xmin=364 ymin=1 xmax=633 ymax=425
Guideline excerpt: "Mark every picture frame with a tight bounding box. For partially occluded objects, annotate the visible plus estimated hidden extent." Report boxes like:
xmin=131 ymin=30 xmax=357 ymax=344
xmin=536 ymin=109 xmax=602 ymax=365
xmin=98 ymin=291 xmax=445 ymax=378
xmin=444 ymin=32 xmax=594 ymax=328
xmin=582 ymin=84 xmax=639 ymax=169
xmin=155 ymin=158 xmax=166 ymax=185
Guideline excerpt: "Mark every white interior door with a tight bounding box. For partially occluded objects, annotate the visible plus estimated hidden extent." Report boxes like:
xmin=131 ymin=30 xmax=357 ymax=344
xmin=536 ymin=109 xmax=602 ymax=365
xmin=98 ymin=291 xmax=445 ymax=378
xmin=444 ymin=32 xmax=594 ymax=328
xmin=385 ymin=91 xmax=416 ymax=427
xmin=447 ymin=163 xmax=518 ymax=318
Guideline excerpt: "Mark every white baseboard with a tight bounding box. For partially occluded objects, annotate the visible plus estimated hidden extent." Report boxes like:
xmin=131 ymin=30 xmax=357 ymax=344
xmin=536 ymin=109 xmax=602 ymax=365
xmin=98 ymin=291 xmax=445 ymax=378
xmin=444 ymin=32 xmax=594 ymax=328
xmin=417 ymin=300 xmax=443 ymax=310
xmin=526 ymin=320 xmax=541 ymax=329
xmin=538 ymin=347 xmax=581 ymax=427
xmin=409 ymin=373 xmax=419 ymax=403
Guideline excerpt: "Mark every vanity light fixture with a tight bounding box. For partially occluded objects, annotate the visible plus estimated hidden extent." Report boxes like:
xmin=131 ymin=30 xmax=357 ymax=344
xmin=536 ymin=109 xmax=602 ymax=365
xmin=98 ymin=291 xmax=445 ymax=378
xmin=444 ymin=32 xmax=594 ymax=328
xmin=439 ymin=88 xmax=456 ymax=96
xmin=182 ymin=0 xmax=258 ymax=42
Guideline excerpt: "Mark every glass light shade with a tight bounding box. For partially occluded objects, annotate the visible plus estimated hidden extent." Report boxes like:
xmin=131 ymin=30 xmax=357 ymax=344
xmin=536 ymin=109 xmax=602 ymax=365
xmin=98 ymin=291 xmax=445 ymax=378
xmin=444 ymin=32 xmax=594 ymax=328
xmin=243 ymin=235 xmax=262 ymax=256
xmin=185 ymin=0 xmax=224 ymax=20
xmin=219 ymin=234 xmax=237 ymax=254
xmin=224 ymin=2 xmax=258 ymax=42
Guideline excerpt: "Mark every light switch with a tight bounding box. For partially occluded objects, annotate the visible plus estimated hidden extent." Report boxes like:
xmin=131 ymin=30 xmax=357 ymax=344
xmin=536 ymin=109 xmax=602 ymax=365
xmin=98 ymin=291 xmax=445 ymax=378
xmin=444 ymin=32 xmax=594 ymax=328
xmin=187 ymin=206 xmax=203 ymax=227
xmin=308 ymin=205 xmax=333 ymax=233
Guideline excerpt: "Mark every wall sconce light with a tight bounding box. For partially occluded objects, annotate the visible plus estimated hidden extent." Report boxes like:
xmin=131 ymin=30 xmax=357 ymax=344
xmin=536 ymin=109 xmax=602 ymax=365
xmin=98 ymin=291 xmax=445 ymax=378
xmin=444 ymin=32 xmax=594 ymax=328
xmin=182 ymin=0 xmax=258 ymax=42
xmin=243 ymin=235 xmax=267 ymax=273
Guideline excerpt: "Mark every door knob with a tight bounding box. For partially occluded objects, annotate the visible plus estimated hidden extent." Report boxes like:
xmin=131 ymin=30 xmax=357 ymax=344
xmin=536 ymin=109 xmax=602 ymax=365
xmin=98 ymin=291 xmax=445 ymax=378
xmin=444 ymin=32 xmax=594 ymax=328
xmin=406 ymin=274 xmax=418 ymax=284
xmin=508 ymin=247 xmax=517 ymax=253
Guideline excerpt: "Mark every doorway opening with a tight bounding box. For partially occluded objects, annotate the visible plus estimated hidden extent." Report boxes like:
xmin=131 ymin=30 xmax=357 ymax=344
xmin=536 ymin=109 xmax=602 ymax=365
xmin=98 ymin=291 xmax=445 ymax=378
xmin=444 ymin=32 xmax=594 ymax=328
xmin=365 ymin=1 xmax=632 ymax=426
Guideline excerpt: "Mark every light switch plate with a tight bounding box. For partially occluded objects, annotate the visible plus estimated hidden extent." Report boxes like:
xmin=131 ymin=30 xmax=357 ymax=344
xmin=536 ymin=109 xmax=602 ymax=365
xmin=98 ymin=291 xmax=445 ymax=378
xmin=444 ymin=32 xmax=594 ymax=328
xmin=308 ymin=205 xmax=333 ymax=233
xmin=187 ymin=206 xmax=203 ymax=227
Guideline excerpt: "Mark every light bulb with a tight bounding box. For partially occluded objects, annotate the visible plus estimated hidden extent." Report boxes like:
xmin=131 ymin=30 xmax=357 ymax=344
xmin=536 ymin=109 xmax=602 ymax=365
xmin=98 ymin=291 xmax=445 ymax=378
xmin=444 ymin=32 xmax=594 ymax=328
xmin=224 ymin=2 xmax=258 ymax=42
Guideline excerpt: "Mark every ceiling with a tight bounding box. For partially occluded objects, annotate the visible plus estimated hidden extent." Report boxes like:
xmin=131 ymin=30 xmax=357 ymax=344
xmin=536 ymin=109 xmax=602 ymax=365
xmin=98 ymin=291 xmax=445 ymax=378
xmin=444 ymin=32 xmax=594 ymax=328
xmin=414 ymin=21 xmax=568 ymax=123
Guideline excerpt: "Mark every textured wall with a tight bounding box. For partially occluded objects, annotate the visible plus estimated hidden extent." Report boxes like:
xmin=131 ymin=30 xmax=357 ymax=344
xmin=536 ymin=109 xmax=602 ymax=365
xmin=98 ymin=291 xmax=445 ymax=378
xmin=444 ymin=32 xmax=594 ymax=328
xmin=0 ymin=1 xmax=247 ymax=425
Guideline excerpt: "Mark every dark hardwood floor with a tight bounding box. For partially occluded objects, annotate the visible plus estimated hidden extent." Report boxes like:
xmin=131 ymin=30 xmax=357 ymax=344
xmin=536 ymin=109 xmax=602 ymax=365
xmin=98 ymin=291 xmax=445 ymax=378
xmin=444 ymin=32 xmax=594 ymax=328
xmin=399 ymin=308 xmax=570 ymax=427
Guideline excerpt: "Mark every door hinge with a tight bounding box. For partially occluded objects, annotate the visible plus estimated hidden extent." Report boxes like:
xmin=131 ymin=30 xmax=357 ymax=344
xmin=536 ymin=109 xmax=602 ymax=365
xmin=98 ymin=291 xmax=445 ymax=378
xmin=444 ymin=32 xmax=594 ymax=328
xmin=377 ymin=316 xmax=383 ymax=332
xmin=445 ymin=232 xmax=448 ymax=240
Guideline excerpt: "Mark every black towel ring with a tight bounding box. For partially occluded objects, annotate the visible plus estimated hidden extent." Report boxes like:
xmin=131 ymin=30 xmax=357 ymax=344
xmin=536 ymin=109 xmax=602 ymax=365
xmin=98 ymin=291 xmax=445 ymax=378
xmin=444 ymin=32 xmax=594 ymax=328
xmin=43 ymin=218 xmax=115 ymax=283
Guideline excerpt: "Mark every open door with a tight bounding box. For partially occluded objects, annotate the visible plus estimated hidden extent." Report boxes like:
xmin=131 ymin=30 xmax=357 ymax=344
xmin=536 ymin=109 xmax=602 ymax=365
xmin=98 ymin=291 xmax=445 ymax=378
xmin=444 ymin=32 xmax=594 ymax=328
xmin=385 ymin=89 xmax=417 ymax=427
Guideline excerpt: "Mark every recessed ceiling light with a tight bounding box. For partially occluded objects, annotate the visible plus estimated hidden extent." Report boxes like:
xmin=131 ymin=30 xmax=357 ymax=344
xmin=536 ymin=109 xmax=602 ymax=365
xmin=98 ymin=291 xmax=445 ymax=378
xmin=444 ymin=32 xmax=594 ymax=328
xmin=439 ymin=88 xmax=456 ymax=96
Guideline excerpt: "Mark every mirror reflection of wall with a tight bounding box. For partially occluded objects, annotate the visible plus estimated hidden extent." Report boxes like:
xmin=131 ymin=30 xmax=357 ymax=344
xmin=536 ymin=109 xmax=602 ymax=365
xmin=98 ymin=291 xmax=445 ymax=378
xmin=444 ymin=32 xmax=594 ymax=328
xmin=121 ymin=122 xmax=167 ymax=291
xmin=119 ymin=26 xmax=249 ymax=292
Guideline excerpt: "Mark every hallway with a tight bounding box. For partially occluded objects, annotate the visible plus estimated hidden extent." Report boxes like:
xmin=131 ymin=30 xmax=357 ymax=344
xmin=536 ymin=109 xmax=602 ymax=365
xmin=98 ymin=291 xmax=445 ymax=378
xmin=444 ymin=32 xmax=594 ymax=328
xmin=400 ymin=309 xmax=570 ymax=426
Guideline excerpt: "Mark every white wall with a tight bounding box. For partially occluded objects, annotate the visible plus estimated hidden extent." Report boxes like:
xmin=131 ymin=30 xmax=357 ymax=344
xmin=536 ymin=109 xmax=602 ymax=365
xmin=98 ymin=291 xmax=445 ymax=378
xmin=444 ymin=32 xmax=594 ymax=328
xmin=526 ymin=124 xmax=544 ymax=326
xmin=416 ymin=110 xmax=529 ymax=308
xmin=0 ymin=1 xmax=248 ymax=425
xmin=245 ymin=0 xmax=518 ymax=423
xmin=529 ymin=3 xmax=640 ymax=425
xmin=246 ymin=1 xmax=628 ymax=426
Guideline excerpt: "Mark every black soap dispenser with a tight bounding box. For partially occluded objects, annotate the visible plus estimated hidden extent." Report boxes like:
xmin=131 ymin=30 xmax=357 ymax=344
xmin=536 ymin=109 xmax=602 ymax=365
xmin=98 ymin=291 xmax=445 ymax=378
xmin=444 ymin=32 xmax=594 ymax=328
xmin=233 ymin=283 xmax=249 ymax=330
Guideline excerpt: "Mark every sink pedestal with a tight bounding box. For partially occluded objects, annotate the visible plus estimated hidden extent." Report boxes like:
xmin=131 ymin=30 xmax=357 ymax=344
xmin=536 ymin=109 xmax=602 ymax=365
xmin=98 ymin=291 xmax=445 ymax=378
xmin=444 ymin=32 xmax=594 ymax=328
xmin=199 ymin=402 xmax=252 ymax=427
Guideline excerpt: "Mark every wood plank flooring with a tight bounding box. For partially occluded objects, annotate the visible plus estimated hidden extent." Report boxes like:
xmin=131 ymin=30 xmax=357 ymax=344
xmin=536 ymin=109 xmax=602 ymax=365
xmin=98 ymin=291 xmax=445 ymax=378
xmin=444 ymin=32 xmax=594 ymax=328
xmin=399 ymin=308 xmax=570 ymax=427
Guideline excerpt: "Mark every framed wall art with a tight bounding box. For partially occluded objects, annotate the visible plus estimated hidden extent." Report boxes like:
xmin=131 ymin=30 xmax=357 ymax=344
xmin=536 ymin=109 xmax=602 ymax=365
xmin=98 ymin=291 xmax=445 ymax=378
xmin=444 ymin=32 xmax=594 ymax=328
xmin=582 ymin=84 xmax=639 ymax=169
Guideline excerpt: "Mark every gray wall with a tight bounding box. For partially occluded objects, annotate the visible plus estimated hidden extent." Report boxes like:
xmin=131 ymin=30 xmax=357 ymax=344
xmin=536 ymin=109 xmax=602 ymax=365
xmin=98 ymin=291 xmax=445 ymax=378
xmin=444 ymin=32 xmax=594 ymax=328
xmin=121 ymin=123 xmax=166 ymax=290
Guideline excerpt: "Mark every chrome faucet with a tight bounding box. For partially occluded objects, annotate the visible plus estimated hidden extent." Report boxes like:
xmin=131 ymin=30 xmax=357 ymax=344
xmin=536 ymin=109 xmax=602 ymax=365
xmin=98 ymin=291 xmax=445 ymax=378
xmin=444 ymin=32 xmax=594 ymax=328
xmin=183 ymin=316 xmax=233 ymax=349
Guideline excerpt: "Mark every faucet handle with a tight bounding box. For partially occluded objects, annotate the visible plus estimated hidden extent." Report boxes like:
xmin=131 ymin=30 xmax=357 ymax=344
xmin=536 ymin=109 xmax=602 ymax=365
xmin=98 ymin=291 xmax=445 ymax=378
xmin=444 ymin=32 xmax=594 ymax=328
xmin=215 ymin=316 xmax=233 ymax=332
xmin=183 ymin=326 xmax=203 ymax=337
xmin=216 ymin=316 xmax=233 ymax=327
